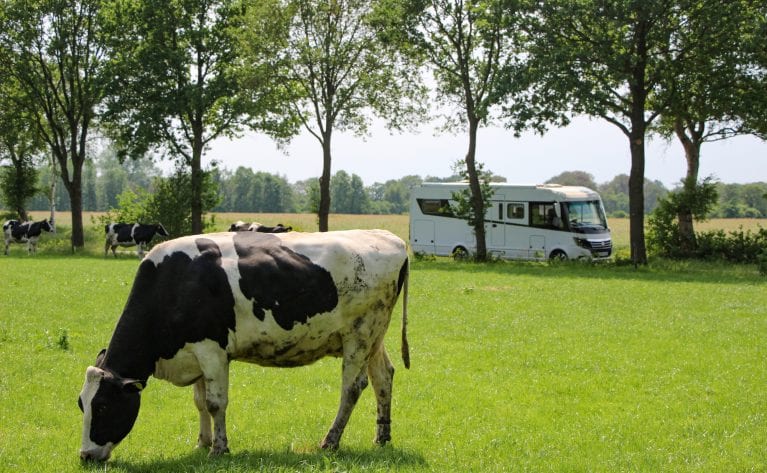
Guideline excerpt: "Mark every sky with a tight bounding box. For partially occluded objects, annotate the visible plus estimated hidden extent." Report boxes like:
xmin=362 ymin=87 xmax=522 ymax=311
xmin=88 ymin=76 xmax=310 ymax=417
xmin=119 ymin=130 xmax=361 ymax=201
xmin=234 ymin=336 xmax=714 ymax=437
xmin=204 ymin=116 xmax=766 ymax=188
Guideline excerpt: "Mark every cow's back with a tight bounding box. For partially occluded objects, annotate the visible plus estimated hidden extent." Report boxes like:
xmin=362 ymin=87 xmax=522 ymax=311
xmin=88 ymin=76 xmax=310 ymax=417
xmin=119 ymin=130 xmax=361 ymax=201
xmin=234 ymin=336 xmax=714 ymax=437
xmin=142 ymin=230 xmax=407 ymax=371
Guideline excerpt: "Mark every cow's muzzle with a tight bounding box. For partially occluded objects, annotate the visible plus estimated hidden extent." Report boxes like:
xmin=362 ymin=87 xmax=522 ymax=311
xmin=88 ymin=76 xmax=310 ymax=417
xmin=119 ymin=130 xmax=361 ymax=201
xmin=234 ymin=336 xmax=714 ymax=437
xmin=79 ymin=448 xmax=111 ymax=462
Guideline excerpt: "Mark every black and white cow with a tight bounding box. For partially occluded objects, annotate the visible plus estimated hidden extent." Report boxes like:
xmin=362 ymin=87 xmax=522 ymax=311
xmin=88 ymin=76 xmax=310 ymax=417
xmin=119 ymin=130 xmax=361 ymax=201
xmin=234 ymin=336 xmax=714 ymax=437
xmin=228 ymin=220 xmax=292 ymax=233
xmin=79 ymin=229 xmax=409 ymax=461
xmin=105 ymin=223 xmax=169 ymax=258
xmin=3 ymin=219 xmax=54 ymax=255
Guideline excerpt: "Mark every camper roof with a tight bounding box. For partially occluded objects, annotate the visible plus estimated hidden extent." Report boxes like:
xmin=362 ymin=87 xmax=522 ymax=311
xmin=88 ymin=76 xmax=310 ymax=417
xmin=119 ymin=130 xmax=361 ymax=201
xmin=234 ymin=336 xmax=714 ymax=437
xmin=418 ymin=182 xmax=600 ymax=200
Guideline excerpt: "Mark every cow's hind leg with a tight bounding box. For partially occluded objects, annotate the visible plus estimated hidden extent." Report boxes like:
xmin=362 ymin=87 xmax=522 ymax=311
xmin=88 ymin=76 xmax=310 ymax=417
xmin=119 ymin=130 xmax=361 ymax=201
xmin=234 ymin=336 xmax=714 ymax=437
xmin=367 ymin=344 xmax=395 ymax=446
xmin=193 ymin=378 xmax=213 ymax=449
xmin=321 ymin=349 xmax=369 ymax=450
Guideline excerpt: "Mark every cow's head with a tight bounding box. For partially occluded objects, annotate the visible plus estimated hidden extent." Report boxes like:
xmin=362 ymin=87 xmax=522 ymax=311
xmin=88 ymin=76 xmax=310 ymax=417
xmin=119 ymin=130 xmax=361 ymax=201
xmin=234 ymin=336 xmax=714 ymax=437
xmin=78 ymin=352 xmax=143 ymax=462
xmin=156 ymin=223 xmax=169 ymax=237
xmin=41 ymin=219 xmax=53 ymax=233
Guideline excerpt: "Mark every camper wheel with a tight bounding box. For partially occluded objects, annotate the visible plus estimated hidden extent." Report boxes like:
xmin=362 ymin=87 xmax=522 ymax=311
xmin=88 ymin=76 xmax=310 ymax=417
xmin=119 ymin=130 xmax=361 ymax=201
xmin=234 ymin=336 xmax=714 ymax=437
xmin=549 ymin=249 xmax=568 ymax=261
xmin=452 ymin=246 xmax=469 ymax=261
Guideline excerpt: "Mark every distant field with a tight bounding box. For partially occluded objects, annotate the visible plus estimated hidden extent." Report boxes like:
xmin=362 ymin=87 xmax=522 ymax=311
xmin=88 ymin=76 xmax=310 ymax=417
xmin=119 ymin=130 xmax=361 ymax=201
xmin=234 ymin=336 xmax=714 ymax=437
xmin=21 ymin=210 xmax=764 ymax=257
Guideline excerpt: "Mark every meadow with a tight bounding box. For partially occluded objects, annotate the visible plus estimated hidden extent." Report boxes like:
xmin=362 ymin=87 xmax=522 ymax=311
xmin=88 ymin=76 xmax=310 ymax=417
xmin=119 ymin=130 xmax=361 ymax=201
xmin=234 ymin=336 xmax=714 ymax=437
xmin=0 ymin=213 xmax=765 ymax=472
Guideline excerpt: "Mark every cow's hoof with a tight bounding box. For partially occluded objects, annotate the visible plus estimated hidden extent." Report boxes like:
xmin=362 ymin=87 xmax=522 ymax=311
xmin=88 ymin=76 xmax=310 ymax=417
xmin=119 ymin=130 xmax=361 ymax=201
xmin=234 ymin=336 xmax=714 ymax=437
xmin=320 ymin=439 xmax=339 ymax=451
xmin=208 ymin=446 xmax=230 ymax=457
xmin=375 ymin=423 xmax=391 ymax=445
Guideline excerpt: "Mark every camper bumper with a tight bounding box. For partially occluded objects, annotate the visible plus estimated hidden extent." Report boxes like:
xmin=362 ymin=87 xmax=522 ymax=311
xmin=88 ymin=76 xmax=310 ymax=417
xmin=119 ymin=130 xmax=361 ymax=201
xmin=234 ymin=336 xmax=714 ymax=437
xmin=573 ymin=237 xmax=612 ymax=259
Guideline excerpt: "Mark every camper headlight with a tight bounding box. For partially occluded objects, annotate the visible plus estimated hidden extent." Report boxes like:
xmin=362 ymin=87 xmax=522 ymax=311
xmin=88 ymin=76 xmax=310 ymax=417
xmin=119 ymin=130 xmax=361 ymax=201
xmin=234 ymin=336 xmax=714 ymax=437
xmin=573 ymin=237 xmax=590 ymax=249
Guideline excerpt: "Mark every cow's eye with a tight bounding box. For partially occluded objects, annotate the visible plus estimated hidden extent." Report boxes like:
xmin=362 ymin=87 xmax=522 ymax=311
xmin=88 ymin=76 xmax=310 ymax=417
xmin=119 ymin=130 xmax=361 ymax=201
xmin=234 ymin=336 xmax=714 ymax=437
xmin=77 ymin=397 xmax=84 ymax=413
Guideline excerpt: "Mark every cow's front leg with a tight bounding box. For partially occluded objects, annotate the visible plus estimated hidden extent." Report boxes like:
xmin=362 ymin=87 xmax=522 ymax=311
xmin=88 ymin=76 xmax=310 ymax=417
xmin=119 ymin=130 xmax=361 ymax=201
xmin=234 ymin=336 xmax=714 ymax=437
xmin=193 ymin=378 xmax=212 ymax=449
xmin=321 ymin=347 xmax=369 ymax=450
xmin=194 ymin=344 xmax=230 ymax=456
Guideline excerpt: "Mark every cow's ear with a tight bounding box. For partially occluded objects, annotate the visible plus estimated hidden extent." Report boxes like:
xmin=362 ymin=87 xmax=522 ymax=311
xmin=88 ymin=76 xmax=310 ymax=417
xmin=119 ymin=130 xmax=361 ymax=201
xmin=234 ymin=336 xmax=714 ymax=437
xmin=86 ymin=366 xmax=106 ymax=382
xmin=121 ymin=378 xmax=145 ymax=393
xmin=95 ymin=349 xmax=107 ymax=367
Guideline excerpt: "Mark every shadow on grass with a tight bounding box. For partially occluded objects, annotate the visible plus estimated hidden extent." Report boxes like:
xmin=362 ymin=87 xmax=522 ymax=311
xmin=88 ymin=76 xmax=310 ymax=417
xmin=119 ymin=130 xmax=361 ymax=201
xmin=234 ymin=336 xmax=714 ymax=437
xmin=96 ymin=445 xmax=429 ymax=473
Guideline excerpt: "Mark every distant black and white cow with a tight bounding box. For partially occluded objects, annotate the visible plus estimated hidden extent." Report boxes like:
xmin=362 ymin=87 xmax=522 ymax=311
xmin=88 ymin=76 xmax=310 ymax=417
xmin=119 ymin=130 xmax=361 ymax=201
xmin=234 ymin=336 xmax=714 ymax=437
xmin=3 ymin=219 xmax=54 ymax=255
xmin=79 ymin=229 xmax=409 ymax=461
xmin=228 ymin=221 xmax=292 ymax=233
xmin=104 ymin=223 xmax=169 ymax=258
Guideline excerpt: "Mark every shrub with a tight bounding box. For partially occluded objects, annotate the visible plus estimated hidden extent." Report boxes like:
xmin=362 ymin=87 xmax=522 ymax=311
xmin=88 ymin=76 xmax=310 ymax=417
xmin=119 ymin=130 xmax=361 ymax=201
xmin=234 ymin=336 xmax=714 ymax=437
xmin=694 ymin=226 xmax=767 ymax=264
xmin=647 ymin=178 xmax=718 ymax=258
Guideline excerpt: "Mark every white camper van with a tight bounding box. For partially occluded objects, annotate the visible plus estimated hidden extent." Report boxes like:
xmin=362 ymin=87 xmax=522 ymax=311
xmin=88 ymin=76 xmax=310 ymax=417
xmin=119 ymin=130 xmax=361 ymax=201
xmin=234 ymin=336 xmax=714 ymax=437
xmin=410 ymin=183 xmax=612 ymax=260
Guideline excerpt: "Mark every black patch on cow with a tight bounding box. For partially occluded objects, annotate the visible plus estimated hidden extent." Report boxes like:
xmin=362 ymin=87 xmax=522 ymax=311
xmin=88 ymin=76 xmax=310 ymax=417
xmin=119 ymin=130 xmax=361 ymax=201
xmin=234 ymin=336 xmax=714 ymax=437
xmin=113 ymin=223 xmax=134 ymax=243
xmin=103 ymin=239 xmax=237 ymax=379
xmin=233 ymin=232 xmax=338 ymax=330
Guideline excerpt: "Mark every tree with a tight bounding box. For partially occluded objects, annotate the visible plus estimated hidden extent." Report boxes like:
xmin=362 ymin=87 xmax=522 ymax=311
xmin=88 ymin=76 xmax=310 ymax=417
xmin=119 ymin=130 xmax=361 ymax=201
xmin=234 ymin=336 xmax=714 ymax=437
xmin=651 ymin=0 xmax=767 ymax=251
xmin=101 ymin=0 xmax=280 ymax=233
xmin=254 ymin=0 xmax=425 ymax=231
xmin=545 ymin=171 xmax=598 ymax=190
xmin=390 ymin=0 xmax=525 ymax=260
xmin=523 ymin=0 xmax=685 ymax=264
xmin=0 ymin=77 xmax=43 ymax=220
xmin=0 ymin=0 xmax=108 ymax=248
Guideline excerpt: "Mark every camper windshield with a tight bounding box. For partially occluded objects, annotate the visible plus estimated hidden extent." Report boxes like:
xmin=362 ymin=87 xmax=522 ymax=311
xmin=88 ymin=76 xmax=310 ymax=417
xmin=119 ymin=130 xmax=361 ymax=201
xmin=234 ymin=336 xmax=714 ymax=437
xmin=565 ymin=201 xmax=607 ymax=233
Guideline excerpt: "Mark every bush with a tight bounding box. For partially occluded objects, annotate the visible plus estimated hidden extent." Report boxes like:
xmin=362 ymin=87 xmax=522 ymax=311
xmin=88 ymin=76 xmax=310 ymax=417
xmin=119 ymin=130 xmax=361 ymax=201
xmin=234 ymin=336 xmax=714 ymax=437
xmin=694 ymin=226 xmax=767 ymax=264
xmin=647 ymin=178 xmax=718 ymax=258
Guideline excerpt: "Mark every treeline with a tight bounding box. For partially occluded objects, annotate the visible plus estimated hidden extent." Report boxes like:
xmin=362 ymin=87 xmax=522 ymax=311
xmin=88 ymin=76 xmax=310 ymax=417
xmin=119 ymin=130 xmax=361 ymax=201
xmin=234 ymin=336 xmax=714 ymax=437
xmin=547 ymin=170 xmax=767 ymax=219
xmin=15 ymin=154 xmax=767 ymax=218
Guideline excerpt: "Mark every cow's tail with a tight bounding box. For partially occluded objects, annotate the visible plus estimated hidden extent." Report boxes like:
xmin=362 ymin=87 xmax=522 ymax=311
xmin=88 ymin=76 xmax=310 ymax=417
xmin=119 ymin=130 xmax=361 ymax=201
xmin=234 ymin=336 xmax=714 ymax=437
xmin=400 ymin=258 xmax=410 ymax=369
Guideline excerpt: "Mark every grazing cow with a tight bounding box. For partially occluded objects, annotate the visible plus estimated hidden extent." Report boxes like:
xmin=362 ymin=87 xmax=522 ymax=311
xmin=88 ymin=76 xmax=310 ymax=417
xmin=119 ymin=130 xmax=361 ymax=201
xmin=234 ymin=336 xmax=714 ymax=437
xmin=79 ymin=229 xmax=410 ymax=462
xmin=105 ymin=223 xmax=169 ymax=258
xmin=228 ymin=221 xmax=292 ymax=233
xmin=3 ymin=219 xmax=54 ymax=255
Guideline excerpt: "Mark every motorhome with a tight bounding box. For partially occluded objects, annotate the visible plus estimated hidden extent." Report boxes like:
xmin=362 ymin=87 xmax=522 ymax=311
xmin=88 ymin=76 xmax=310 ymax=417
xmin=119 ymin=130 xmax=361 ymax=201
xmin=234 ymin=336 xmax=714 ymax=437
xmin=410 ymin=182 xmax=612 ymax=260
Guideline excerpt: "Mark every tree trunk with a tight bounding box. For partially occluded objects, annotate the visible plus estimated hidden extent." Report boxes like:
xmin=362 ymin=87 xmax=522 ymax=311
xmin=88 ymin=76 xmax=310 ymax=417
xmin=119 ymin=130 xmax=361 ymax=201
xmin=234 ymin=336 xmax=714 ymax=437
xmin=628 ymin=126 xmax=647 ymax=265
xmin=65 ymin=162 xmax=85 ymax=250
xmin=190 ymin=137 xmax=204 ymax=234
xmin=673 ymin=119 xmax=701 ymax=254
xmin=318 ymin=132 xmax=332 ymax=232
xmin=465 ymin=117 xmax=487 ymax=261
xmin=49 ymin=154 xmax=57 ymax=230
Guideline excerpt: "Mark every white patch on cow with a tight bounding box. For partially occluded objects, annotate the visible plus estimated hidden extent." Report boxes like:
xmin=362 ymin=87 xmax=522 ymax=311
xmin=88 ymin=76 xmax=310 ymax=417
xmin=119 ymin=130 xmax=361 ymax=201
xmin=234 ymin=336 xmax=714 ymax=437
xmin=154 ymin=339 xmax=225 ymax=387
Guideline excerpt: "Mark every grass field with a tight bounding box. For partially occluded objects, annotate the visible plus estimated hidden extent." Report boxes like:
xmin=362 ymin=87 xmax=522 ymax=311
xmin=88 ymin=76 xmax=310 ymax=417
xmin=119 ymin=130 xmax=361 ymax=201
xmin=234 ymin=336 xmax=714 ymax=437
xmin=1 ymin=214 xmax=765 ymax=471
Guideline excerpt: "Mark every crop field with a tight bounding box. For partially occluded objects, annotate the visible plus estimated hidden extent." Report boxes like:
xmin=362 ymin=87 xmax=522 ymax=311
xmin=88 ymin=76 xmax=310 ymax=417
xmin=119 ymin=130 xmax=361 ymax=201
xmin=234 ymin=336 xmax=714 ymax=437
xmin=1 ymin=214 xmax=765 ymax=471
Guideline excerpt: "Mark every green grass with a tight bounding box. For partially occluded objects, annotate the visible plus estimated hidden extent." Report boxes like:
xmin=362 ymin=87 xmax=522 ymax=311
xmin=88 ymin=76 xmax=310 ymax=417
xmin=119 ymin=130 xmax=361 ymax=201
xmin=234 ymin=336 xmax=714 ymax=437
xmin=0 ymin=254 xmax=765 ymax=472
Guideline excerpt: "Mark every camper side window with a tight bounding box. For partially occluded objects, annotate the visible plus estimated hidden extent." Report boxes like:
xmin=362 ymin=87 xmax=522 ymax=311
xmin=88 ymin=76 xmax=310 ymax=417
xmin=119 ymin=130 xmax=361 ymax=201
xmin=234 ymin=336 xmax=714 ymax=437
xmin=417 ymin=199 xmax=454 ymax=217
xmin=531 ymin=202 xmax=561 ymax=229
xmin=507 ymin=203 xmax=524 ymax=220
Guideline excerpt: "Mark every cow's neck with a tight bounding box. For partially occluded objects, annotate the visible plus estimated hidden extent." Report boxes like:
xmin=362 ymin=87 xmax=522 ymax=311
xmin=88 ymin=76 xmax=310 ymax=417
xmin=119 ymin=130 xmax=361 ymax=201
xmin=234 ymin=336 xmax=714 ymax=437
xmin=103 ymin=308 xmax=156 ymax=383
xmin=102 ymin=262 xmax=160 ymax=382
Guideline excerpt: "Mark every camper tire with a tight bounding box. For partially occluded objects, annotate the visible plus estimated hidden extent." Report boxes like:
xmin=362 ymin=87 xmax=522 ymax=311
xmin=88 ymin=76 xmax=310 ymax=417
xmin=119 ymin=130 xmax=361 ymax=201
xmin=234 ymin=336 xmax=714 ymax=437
xmin=452 ymin=246 xmax=469 ymax=261
xmin=549 ymin=249 xmax=568 ymax=261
